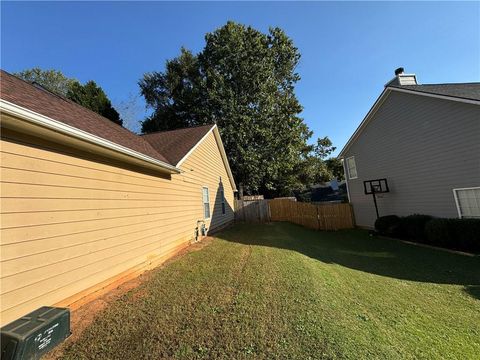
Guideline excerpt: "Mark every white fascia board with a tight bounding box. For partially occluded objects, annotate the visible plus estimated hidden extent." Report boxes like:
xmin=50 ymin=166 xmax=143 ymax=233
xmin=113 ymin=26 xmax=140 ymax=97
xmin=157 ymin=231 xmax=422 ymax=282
xmin=175 ymin=124 xmax=237 ymax=192
xmin=212 ymin=126 xmax=237 ymax=192
xmin=0 ymin=99 xmax=181 ymax=174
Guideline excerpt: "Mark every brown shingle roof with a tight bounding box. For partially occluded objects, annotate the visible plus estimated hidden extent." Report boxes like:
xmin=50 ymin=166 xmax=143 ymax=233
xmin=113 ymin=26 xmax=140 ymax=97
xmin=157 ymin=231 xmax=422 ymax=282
xmin=141 ymin=124 xmax=215 ymax=165
xmin=390 ymin=83 xmax=480 ymax=101
xmin=0 ymin=70 xmax=169 ymax=164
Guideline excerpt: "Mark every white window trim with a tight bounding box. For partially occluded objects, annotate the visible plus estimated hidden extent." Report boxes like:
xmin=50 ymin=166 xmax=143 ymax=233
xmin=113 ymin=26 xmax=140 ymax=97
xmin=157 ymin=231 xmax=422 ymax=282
xmin=202 ymin=186 xmax=211 ymax=220
xmin=453 ymin=186 xmax=480 ymax=219
xmin=346 ymin=156 xmax=358 ymax=180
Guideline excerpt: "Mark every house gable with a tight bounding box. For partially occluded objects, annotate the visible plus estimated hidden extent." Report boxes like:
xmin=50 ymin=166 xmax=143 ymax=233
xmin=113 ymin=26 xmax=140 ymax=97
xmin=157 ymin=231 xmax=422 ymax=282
xmin=339 ymin=85 xmax=480 ymax=158
xmin=340 ymin=90 xmax=480 ymax=227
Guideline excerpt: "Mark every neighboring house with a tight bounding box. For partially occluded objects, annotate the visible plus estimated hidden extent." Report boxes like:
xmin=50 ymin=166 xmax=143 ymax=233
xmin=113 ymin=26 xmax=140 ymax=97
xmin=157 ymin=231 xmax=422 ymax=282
xmin=339 ymin=68 xmax=480 ymax=228
xmin=309 ymin=179 xmax=347 ymax=203
xmin=0 ymin=70 xmax=236 ymax=325
xmin=311 ymin=179 xmax=345 ymax=191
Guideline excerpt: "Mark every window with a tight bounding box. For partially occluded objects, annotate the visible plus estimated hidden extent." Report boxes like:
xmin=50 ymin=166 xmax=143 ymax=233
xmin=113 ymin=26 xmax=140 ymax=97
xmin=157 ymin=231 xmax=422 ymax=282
xmin=453 ymin=187 xmax=480 ymax=218
xmin=346 ymin=156 xmax=358 ymax=179
xmin=202 ymin=187 xmax=210 ymax=219
xmin=221 ymin=189 xmax=226 ymax=215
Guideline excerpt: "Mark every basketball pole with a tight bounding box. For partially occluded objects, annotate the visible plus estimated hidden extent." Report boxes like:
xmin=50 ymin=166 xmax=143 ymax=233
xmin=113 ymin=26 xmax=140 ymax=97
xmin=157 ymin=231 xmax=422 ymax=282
xmin=372 ymin=189 xmax=380 ymax=219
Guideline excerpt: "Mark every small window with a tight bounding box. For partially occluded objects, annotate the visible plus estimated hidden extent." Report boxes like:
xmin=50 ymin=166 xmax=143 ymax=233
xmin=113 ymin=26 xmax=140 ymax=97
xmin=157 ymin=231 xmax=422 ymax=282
xmin=221 ymin=189 xmax=226 ymax=215
xmin=453 ymin=187 xmax=480 ymax=218
xmin=202 ymin=187 xmax=210 ymax=219
xmin=346 ymin=156 xmax=358 ymax=179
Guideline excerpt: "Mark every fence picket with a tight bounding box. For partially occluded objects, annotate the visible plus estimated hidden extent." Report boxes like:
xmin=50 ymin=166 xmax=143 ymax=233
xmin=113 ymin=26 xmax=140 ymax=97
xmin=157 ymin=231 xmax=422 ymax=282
xmin=268 ymin=199 xmax=354 ymax=230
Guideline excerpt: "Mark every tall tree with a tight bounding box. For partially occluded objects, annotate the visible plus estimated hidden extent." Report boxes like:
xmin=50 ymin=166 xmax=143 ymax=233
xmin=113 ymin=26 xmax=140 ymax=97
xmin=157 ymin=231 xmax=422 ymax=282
xmin=67 ymin=81 xmax=123 ymax=126
xmin=14 ymin=67 xmax=78 ymax=97
xmin=325 ymin=157 xmax=345 ymax=181
xmin=139 ymin=48 xmax=207 ymax=133
xmin=140 ymin=22 xmax=332 ymax=195
xmin=15 ymin=68 xmax=123 ymax=126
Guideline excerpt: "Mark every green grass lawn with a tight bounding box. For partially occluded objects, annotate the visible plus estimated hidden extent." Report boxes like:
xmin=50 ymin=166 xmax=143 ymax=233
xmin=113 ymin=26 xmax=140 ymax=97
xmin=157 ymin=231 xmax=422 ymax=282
xmin=59 ymin=223 xmax=480 ymax=359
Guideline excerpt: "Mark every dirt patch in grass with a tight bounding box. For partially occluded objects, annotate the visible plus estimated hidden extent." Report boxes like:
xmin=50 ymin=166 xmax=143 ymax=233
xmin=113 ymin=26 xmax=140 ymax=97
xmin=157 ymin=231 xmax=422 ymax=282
xmin=44 ymin=237 xmax=214 ymax=360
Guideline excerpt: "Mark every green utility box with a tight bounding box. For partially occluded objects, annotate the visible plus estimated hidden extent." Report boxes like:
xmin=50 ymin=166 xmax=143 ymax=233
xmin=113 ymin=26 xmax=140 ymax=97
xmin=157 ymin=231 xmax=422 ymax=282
xmin=1 ymin=306 xmax=70 ymax=360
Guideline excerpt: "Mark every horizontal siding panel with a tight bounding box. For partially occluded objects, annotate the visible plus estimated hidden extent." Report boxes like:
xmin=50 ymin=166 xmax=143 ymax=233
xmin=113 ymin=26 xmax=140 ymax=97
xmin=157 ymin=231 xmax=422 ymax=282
xmin=2 ymin=225 xmax=195 ymax=293
xmin=1 ymin=205 xmax=202 ymax=229
xmin=0 ymin=166 xmax=205 ymax=195
xmin=1 ymin=209 xmax=200 ymax=244
xmin=0 ymin=182 xmax=205 ymax=200
xmin=0 ymin=127 xmax=235 ymax=325
xmin=1 ymin=220 xmax=185 ymax=261
xmin=0 ymin=198 xmax=200 ymax=213
xmin=0 ymin=237 xmax=188 ymax=327
xmin=345 ymin=92 xmax=480 ymax=227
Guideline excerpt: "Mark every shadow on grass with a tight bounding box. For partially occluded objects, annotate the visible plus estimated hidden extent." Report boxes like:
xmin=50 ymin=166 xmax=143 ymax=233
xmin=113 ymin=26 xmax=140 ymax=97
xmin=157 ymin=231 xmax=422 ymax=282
xmin=220 ymin=222 xmax=480 ymax=300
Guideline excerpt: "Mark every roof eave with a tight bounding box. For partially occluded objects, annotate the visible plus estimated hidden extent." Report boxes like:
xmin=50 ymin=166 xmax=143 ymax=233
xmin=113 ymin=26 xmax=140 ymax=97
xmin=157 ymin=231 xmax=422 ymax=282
xmin=212 ymin=126 xmax=238 ymax=192
xmin=0 ymin=99 xmax=181 ymax=174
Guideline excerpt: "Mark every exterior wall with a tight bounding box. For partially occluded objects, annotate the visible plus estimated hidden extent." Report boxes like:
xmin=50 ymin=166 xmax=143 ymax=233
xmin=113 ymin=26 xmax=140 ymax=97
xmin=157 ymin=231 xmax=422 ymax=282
xmin=0 ymin=123 xmax=235 ymax=325
xmin=344 ymin=91 xmax=480 ymax=228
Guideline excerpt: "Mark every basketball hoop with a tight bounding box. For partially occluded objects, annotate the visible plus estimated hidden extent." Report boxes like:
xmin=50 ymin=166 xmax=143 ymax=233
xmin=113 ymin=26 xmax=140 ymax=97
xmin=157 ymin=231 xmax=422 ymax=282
xmin=363 ymin=178 xmax=389 ymax=219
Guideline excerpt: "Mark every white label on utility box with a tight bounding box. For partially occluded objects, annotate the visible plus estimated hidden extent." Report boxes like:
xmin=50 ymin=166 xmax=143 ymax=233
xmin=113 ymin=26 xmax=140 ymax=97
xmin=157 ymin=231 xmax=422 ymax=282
xmin=35 ymin=322 xmax=59 ymax=350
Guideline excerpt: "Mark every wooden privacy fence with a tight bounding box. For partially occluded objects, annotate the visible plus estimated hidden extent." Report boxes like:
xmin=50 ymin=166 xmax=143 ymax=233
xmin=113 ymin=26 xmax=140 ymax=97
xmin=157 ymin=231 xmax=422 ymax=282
xmin=269 ymin=199 xmax=355 ymax=230
xmin=235 ymin=199 xmax=271 ymax=223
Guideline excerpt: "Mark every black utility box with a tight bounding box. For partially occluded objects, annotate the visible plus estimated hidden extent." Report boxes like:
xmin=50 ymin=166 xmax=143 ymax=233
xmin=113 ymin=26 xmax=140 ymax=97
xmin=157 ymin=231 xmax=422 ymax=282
xmin=1 ymin=306 xmax=70 ymax=360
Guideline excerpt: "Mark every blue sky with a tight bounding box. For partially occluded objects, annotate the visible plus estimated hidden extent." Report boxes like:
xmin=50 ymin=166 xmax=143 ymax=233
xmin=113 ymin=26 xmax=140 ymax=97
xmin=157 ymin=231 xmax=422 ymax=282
xmin=2 ymin=1 xmax=479 ymax=155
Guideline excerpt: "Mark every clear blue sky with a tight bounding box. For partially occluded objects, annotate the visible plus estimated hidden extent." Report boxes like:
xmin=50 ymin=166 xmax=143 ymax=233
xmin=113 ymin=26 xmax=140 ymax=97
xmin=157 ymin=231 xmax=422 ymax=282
xmin=2 ymin=1 xmax=479 ymax=155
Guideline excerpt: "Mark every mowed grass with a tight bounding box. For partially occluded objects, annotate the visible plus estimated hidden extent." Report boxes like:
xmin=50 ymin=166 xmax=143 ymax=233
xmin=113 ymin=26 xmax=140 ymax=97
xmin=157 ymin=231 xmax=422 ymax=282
xmin=59 ymin=223 xmax=480 ymax=359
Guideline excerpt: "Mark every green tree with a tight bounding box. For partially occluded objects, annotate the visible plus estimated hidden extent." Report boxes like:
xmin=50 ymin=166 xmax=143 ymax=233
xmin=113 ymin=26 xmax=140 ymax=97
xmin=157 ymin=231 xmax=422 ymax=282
xmin=15 ymin=68 xmax=122 ymax=126
xmin=140 ymin=22 xmax=331 ymax=196
xmin=139 ymin=48 xmax=207 ymax=133
xmin=67 ymin=81 xmax=123 ymax=126
xmin=14 ymin=67 xmax=78 ymax=97
xmin=325 ymin=157 xmax=345 ymax=181
xmin=315 ymin=136 xmax=336 ymax=159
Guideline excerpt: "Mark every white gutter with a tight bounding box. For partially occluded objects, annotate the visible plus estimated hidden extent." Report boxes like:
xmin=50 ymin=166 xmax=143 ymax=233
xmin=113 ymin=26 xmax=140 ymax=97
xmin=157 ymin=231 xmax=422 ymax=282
xmin=0 ymin=99 xmax=181 ymax=174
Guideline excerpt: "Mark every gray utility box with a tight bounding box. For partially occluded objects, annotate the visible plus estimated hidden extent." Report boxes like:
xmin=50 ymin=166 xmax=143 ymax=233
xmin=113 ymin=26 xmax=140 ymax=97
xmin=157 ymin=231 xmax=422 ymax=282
xmin=1 ymin=306 xmax=70 ymax=360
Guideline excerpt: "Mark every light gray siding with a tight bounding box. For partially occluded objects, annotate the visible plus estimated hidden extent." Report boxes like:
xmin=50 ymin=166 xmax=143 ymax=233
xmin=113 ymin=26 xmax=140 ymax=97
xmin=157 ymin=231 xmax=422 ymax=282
xmin=344 ymin=91 xmax=480 ymax=228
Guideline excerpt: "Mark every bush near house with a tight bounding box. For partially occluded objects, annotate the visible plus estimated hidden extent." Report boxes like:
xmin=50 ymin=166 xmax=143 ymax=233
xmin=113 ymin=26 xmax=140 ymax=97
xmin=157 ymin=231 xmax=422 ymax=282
xmin=375 ymin=215 xmax=480 ymax=254
xmin=425 ymin=218 xmax=480 ymax=253
xmin=374 ymin=215 xmax=401 ymax=236
xmin=397 ymin=214 xmax=433 ymax=242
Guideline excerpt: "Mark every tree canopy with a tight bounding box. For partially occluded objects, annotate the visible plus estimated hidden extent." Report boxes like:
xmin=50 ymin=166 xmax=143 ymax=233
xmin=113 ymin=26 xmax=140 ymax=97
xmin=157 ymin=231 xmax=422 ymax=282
xmin=14 ymin=68 xmax=122 ymax=126
xmin=140 ymin=21 xmax=336 ymax=196
xmin=67 ymin=81 xmax=123 ymax=126
xmin=15 ymin=68 xmax=77 ymax=97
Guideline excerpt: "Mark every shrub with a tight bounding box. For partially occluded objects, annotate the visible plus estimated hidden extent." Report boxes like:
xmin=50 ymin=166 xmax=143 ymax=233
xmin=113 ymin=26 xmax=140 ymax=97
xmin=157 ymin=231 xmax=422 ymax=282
xmin=397 ymin=214 xmax=433 ymax=242
xmin=375 ymin=215 xmax=401 ymax=236
xmin=425 ymin=218 xmax=480 ymax=253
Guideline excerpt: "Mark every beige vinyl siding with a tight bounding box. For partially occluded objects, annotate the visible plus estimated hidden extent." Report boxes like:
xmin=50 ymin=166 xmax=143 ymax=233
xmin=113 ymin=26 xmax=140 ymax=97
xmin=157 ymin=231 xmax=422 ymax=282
xmin=0 ymin=124 xmax=234 ymax=325
xmin=344 ymin=91 xmax=480 ymax=228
